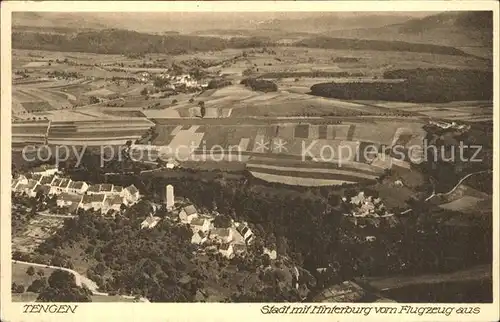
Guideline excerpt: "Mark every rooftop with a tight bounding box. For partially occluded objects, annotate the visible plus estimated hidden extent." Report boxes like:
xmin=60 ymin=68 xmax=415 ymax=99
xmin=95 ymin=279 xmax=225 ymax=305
xmin=39 ymin=175 xmax=55 ymax=185
xmin=183 ymin=205 xmax=198 ymax=216
xmin=87 ymin=185 xmax=100 ymax=193
xmin=190 ymin=218 xmax=206 ymax=226
xmin=125 ymin=184 xmax=139 ymax=195
xmin=100 ymin=183 xmax=113 ymax=192
xmin=211 ymin=227 xmax=231 ymax=237
xmin=69 ymin=181 xmax=86 ymax=189
xmin=82 ymin=194 xmax=106 ymax=203
xmin=59 ymin=192 xmax=83 ymax=203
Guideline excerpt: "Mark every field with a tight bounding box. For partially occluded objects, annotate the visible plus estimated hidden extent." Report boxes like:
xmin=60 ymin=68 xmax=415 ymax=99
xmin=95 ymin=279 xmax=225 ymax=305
xmin=11 ymin=44 xmax=491 ymax=187
xmin=12 ymin=262 xmax=59 ymax=287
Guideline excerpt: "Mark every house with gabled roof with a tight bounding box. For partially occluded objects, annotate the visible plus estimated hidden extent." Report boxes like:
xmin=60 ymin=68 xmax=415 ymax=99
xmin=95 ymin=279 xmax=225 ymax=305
xmin=219 ymin=243 xmax=234 ymax=259
xmin=140 ymin=214 xmax=161 ymax=229
xmin=32 ymin=174 xmax=43 ymax=184
xmin=112 ymin=185 xmax=123 ymax=194
xmin=123 ymin=184 xmax=140 ymax=204
xmin=99 ymin=183 xmax=113 ymax=193
xmin=57 ymin=178 xmax=72 ymax=194
xmin=209 ymin=227 xmax=233 ymax=244
xmin=86 ymin=184 xmax=101 ymax=195
xmin=191 ymin=230 xmax=208 ymax=245
xmin=102 ymin=194 xmax=124 ymax=213
xmin=39 ymin=175 xmax=56 ymax=186
xmin=57 ymin=193 xmax=83 ymax=213
xmin=179 ymin=205 xmax=198 ymax=223
xmin=236 ymin=223 xmax=254 ymax=244
xmin=79 ymin=194 xmax=106 ymax=211
xmin=68 ymin=181 xmax=89 ymax=195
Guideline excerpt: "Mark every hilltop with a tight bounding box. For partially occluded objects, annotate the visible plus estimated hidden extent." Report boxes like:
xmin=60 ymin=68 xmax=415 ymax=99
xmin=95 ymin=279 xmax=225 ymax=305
xmin=326 ymin=11 xmax=493 ymax=57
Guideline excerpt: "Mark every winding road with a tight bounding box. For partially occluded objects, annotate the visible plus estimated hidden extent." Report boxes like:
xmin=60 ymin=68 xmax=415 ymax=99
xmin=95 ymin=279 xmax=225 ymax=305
xmin=424 ymin=170 xmax=491 ymax=202
xmin=12 ymin=259 xmax=149 ymax=301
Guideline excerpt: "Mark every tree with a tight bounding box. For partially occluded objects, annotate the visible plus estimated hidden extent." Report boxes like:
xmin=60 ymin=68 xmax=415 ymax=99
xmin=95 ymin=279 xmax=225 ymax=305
xmin=89 ymin=96 xmax=100 ymax=104
xmin=37 ymin=269 xmax=45 ymax=278
xmin=37 ymin=269 xmax=92 ymax=302
xmin=12 ymin=282 xmax=25 ymax=293
xmin=27 ymin=278 xmax=47 ymax=292
xmin=26 ymin=266 xmax=35 ymax=277
xmin=140 ymin=88 xmax=148 ymax=96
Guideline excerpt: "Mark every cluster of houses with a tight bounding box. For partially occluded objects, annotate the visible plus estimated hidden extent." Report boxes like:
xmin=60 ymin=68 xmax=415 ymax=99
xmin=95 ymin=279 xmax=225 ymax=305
xmin=179 ymin=205 xmax=255 ymax=259
xmin=11 ymin=164 xmax=141 ymax=215
xmin=139 ymin=186 xmax=255 ymax=259
xmin=342 ymin=191 xmax=394 ymax=218
xmin=428 ymin=120 xmax=470 ymax=131
xmin=138 ymin=70 xmax=205 ymax=90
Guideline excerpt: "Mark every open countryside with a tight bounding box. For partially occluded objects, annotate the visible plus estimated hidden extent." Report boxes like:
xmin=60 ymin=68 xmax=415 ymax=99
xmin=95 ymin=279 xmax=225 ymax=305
xmin=10 ymin=10 xmax=493 ymax=305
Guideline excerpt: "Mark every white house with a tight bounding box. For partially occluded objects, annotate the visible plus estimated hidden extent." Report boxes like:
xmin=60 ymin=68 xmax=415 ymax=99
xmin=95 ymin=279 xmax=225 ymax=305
xmin=179 ymin=205 xmax=198 ymax=223
xmin=263 ymin=247 xmax=277 ymax=260
xmin=67 ymin=181 xmax=89 ymax=195
xmin=189 ymin=218 xmax=211 ymax=233
xmin=141 ymin=215 xmax=161 ymax=229
xmin=219 ymin=243 xmax=234 ymax=259
xmin=79 ymin=194 xmax=106 ymax=211
xmin=123 ymin=184 xmax=140 ymax=204
xmin=54 ymin=178 xmax=72 ymax=194
xmin=102 ymin=195 xmax=124 ymax=214
xmin=209 ymin=227 xmax=233 ymax=244
xmin=236 ymin=224 xmax=254 ymax=244
xmin=191 ymin=231 xmax=208 ymax=245
xmin=57 ymin=192 xmax=83 ymax=210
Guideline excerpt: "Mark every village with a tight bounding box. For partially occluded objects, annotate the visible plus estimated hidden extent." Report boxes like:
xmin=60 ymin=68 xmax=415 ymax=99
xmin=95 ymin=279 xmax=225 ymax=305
xmin=11 ymin=163 xmax=269 ymax=261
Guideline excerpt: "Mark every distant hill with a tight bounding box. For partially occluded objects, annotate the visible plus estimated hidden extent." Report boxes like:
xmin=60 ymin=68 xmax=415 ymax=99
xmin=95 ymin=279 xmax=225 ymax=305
xmin=13 ymin=27 xmax=475 ymax=58
xmin=12 ymin=12 xmax=421 ymax=34
xmin=325 ymin=11 xmax=493 ymax=57
xmin=11 ymin=29 xmax=273 ymax=55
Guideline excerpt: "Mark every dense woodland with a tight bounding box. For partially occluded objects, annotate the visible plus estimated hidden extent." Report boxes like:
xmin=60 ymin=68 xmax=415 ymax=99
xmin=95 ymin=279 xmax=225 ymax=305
xmin=241 ymin=78 xmax=278 ymax=92
xmin=294 ymin=37 xmax=472 ymax=57
xmin=12 ymin=28 xmax=475 ymax=57
xmin=310 ymin=68 xmax=493 ymax=103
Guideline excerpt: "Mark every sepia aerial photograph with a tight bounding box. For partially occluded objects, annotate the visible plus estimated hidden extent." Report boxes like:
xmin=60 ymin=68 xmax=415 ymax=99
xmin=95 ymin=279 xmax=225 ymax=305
xmin=8 ymin=9 xmax=494 ymax=305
